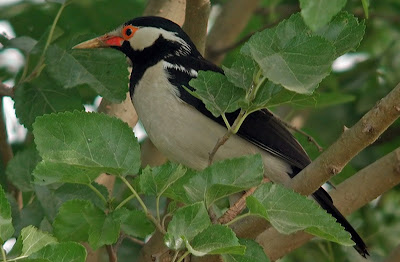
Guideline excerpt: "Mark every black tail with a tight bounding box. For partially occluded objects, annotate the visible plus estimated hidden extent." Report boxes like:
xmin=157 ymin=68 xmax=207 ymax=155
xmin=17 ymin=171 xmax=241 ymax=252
xmin=312 ymin=188 xmax=369 ymax=257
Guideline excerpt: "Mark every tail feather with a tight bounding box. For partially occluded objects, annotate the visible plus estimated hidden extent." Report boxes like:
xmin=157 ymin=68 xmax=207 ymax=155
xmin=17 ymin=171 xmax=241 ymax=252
xmin=312 ymin=188 xmax=369 ymax=257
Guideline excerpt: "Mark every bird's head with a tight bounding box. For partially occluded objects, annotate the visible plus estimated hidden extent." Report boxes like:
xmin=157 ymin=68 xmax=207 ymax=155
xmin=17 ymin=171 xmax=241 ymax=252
xmin=73 ymin=16 xmax=201 ymax=64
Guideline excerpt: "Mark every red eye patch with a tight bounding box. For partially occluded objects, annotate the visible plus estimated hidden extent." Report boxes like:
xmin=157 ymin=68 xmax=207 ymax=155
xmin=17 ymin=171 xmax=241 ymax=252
xmin=122 ymin=25 xmax=138 ymax=40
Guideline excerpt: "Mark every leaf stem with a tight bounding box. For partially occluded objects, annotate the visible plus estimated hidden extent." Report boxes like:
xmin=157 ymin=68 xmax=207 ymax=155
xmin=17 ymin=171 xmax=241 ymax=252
xmin=115 ymin=194 xmax=136 ymax=210
xmin=208 ymin=109 xmax=250 ymax=165
xmin=1 ymin=246 xmax=7 ymax=262
xmin=176 ymin=251 xmax=190 ymax=262
xmin=221 ymin=114 xmax=231 ymax=129
xmin=18 ymin=1 xmax=68 ymax=85
xmin=170 ymin=250 xmax=179 ymax=262
xmin=156 ymin=195 xmax=161 ymax=223
xmin=43 ymin=1 xmax=68 ymax=56
xmin=224 ymin=212 xmax=252 ymax=226
xmin=119 ymin=176 xmax=166 ymax=234
xmin=87 ymin=183 xmax=108 ymax=205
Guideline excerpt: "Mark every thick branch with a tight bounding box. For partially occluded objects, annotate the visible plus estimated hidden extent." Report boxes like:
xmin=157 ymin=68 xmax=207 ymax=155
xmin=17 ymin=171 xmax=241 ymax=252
xmin=205 ymin=0 xmax=260 ymax=64
xmin=255 ymin=147 xmax=400 ymax=260
xmin=143 ymin=0 xmax=186 ymax=26
xmin=182 ymin=0 xmax=210 ymax=55
xmin=289 ymin=82 xmax=400 ymax=195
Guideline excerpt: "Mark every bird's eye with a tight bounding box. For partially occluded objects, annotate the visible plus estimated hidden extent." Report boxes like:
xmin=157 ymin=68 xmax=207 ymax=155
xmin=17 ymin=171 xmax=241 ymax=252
xmin=122 ymin=25 xmax=138 ymax=40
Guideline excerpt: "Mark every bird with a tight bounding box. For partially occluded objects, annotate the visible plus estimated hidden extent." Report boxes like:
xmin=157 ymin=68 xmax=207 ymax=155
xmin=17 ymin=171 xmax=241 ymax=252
xmin=73 ymin=16 xmax=368 ymax=257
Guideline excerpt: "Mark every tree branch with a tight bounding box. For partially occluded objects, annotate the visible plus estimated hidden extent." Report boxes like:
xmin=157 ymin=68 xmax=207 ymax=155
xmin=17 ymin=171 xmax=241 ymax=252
xmin=218 ymin=178 xmax=270 ymax=224
xmin=0 ymin=98 xmax=19 ymax=201
xmin=182 ymin=0 xmax=210 ymax=55
xmin=206 ymin=83 xmax=400 ymax=261
xmin=255 ymin=147 xmax=400 ymax=260
xmin=143 ymin=0 xmax=186 ymax=26
xmin=289 ymin=82 xmax=400 ymax=195
xmin=0 ymin=82 xmax=14 ymax=98
xmin=205 ymin=0 xmax=260 ymax=64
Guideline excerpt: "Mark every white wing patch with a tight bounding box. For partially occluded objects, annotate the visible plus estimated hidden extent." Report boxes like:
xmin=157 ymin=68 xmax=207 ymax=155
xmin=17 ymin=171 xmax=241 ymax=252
xmin=163 ymin=61 xmax=198 ymax=77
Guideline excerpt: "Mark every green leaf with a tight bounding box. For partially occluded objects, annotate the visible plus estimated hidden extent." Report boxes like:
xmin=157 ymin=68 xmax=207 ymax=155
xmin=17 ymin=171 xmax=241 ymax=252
xmin=245 ymin=13 xmax=336 ymax=94
xmin=163 ymin=169 xmax=197 ymax=204
xmin=6 ymin=146 xmax=41 ymax=192
xmin=53 ymin=200 xmax=90 ymax=242
xmin=186 ymin=225 xmax=245 ymax=256
xmin=0 ymin=36 xmax=38 ymax=53
xmin=14 ymin=199 xmax=45 ymax=236
xmin=189 ymin=71 xmax=245 ymax=117
xmin=184 ymin=155 xmax=264 ymax=207
xmin=246 ymin=183 xmax=354 ymax=246
xmin=165 ymin=202 xmax=211 ymax=250
xmin=223 ymin=54 xmax=257 ymax=90
xmin=222 ymin=239 xmax=270 ymax=262
xmin=29 ymin=242 xmax=87 ymax=262
xmin=53 ymin=199 xmax=119 ymax=250
xmin=240 ymin=80 xmax=282 ymax=112
xmin=18 ymin=257 xmax=48 ymax=261
xmin=21 ymin=226 xmax=57 ymax=256
xmin=113 ymin=208 xmax=155 ymax=238
xmin=32 ymin=111 xmax=141 ymax=184
xmin=14 ymin=73 xmax=84 ymax=130
xmin=34 ymin=162 xmax=105 ymax=185
xmin=45 ymin=44 xmax=127 ymax=102
xmin=54 ymin=183 xmax=109 ymax=211
xmin=300 ymin=0 xmax=347 ymax=31
xmin=86 ymin=208 xmax=120 ymax=250
xmin=0 ymin=184 xmax=14 ymax=242
xmin=316 ymin=12 xmax=366 ymax=56
xmin=140 ymin=162 xmax=187 ymax=197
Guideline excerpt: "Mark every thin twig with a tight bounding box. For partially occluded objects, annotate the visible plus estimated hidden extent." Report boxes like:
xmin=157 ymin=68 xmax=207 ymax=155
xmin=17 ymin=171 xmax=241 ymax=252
xmin=208 ymin=132 xmax=232 ymax=166
xmin=0 ymin=82 xmax=14 ymax=97
xmin=208 ymin=110 xmax=247 ymax=165
xmin=106 ymin=245 xmax=117 ymax=262
xmin=177 ymin=251 xmax=190 ymax=262
xmin=218 ymin=177 xmax=270 ymax=224
xmin=126 ymin=235 xmax=145 ymax=246
xmin=119 ymin=176 xmax=166 ymax=234
xmin=87 ymin=183 xmax=108 ymax=205
xmin=277 ymin=117 xmax=324 ymax=152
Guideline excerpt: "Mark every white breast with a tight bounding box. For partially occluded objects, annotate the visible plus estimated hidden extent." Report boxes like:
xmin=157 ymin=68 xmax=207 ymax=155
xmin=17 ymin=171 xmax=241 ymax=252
xmin=132 ymin=61 xmax=292 ymax=185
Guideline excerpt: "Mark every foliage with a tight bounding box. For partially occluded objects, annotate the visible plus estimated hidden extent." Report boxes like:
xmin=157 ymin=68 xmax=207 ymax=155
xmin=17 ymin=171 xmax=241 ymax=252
xmin=0 ymin=0 xmax=399 ymax=262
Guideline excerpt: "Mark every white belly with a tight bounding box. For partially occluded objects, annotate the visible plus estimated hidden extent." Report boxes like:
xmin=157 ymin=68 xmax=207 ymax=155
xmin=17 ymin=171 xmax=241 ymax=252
xmin=132 ymin=62 xmax=292 ymax=185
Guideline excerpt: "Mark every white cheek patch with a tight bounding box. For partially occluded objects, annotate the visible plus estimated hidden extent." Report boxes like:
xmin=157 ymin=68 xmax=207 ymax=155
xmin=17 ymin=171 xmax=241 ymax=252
xmin=129 ymin=27 xmax=191 ymax=54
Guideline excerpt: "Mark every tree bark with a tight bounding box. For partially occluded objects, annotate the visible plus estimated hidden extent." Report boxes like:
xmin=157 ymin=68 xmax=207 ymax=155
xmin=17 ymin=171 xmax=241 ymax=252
xmin=182 ymin=0 xmax=211 ymax=55
xmin=256 ymin=147 xmax=400 ymax=260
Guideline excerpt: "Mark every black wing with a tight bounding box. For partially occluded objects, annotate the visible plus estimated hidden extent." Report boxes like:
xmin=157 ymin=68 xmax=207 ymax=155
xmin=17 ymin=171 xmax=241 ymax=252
xmin=167 ymin=55 xmax=311 ymax=171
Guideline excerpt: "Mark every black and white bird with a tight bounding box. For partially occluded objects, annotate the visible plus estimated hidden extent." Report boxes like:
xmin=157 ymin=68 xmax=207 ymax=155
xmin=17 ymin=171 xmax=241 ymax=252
xmin=74 ymin=16 xmax=368 ymax=257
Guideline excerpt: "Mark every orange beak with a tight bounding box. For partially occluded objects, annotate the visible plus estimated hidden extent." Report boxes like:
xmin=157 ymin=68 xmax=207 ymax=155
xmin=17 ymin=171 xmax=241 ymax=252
xmin=73 ymin=34 xmax=124 ymax=49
